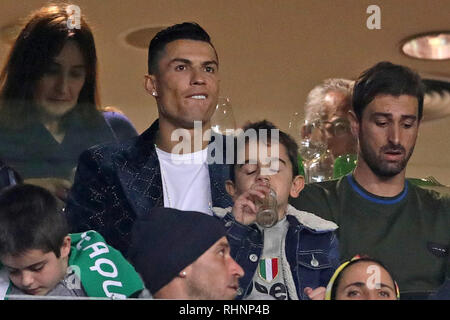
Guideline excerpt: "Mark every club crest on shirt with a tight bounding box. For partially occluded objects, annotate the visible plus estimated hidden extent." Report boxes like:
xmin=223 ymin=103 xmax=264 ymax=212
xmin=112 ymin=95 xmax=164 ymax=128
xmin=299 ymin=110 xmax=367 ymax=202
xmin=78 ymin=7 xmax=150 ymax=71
xmin=258 ymin=258 xmax=278 ymax=283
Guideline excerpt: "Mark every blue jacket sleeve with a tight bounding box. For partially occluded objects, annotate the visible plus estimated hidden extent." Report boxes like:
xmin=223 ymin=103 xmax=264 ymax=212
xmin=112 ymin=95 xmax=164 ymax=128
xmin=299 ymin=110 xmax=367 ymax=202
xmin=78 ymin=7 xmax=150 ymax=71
xmin=103 ymin=111 xmax=138 ymax=141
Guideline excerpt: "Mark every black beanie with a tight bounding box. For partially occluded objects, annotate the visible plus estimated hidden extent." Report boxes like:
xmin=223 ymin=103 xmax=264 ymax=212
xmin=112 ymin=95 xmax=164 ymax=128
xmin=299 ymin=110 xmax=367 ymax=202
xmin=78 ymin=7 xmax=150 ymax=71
xmin=128 ymin=207 xmax=227 ymax=295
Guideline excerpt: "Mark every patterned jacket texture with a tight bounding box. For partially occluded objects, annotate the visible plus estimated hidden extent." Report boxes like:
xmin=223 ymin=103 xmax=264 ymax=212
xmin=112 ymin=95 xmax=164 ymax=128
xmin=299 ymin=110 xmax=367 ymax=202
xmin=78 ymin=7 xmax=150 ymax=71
xmin=65 ymin=120 xmax=233 ymax=257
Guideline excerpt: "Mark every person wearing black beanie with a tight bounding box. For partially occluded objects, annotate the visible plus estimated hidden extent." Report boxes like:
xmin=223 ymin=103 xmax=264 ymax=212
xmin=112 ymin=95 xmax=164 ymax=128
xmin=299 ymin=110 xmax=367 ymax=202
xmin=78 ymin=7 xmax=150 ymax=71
xmin=128 ymin=207 xmax=244 ymax=299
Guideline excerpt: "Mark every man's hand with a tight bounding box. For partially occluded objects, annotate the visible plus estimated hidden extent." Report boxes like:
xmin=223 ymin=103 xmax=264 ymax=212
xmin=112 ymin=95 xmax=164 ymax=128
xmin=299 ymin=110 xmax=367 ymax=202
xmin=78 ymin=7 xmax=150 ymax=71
xmin=232 ymin=183 xmax=270 ymax=225
xmin=304 ymin=286 xmax=326 ymax=300
xmin=24 ymin=177 xmax=72 ymax=202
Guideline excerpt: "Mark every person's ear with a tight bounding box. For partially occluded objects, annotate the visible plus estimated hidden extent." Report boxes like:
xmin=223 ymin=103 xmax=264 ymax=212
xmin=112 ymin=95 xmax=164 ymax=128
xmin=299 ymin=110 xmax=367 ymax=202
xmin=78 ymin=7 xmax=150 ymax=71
xmin=348 ymin=110 xmax=360 ymax=138
xmin=144 ymin=74 xmax=158 ymax=97
xmin=60 ymin=235 xmax=71 ymax=259
xmin=225 ymin=180 xmax=236 ymax=198
xmin=290 ymin=175 xmax=305 ymax=198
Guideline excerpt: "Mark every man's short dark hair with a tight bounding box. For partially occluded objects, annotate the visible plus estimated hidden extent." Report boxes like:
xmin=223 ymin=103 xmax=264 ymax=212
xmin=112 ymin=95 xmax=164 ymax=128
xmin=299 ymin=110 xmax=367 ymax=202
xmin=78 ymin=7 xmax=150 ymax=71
xmin=147 ymin=22 xmax=217 ymax=75
xmin=230 ymin=120 xmax=299 ymax=182
xmin=352 ymin=61 xmax=424 ymax=121
xmin=0 ymin=184 xmax=68 ymax=258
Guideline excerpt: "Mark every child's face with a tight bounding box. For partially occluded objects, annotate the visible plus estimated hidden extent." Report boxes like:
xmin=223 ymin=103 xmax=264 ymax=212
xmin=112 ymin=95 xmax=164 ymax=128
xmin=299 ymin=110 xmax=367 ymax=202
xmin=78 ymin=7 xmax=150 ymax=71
xmin=230 ymin=141 xmax=304 ymax=219
xmin=1 ymin=236 xmax=71 ymax=296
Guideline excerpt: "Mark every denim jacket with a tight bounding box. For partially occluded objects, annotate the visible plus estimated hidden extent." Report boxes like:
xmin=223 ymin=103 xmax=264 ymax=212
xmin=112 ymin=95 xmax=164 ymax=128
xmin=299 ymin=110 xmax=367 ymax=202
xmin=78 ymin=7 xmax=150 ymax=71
xmin=213 ymin=204 xmax=339 ymax=300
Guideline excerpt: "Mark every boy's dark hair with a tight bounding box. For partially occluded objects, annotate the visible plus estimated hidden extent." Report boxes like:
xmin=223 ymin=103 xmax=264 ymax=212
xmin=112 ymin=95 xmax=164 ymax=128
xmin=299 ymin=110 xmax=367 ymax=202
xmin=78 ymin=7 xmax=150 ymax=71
xmin=148 ymin=22 xmax=217 ymax=75
xmin=230 ymin=120 xmax=299 ymax=182
xmin=352 ymin=61 xmax=424 ymax=121
xmin=0 ymin=184 xmax=68 ymax=258
xmin=330 ymin=256 xmax=398 ymax=300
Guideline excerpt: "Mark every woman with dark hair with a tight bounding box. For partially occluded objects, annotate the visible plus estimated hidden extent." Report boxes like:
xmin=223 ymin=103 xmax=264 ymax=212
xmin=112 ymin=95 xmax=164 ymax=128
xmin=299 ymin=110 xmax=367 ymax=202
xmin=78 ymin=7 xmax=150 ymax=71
xmin=0 ymin=4 xmax=137 ymax=200
xmin=325 ymin=255 xmax=400 ymax=300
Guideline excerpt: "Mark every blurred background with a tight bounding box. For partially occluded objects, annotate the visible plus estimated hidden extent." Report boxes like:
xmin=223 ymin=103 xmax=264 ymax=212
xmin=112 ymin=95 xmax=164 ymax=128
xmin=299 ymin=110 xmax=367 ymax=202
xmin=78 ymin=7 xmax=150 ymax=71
xmin=1 ymin=0 xmax=449 ymax=184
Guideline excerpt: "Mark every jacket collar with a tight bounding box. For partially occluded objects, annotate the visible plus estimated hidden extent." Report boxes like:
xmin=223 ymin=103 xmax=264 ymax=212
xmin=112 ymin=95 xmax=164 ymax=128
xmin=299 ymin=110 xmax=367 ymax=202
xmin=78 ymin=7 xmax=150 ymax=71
xmin=117 ymin=119 xmax=232 ymax=216
xmin=125 ymin=119 xmax=160 ymax=167
xmin=129 ymin=120 xmax=223 ymax=166
xmin=286 ymin=204 xmax=338 ymax=232
xmin=213 ymin=204 xmax=338 ymax=232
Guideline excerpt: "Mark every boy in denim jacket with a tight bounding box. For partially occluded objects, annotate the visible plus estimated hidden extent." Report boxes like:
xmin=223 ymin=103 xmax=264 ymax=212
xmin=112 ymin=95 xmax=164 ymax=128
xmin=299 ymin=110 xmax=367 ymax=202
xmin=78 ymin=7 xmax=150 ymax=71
xmin=213 ymin=120 xmax=339 ymax=300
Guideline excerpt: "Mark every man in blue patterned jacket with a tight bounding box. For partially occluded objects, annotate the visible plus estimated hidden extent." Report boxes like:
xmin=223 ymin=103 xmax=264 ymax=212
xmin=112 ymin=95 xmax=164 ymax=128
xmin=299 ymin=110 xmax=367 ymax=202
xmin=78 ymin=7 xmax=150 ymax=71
xmin=65 ymin=22 xmax=232 ymax=257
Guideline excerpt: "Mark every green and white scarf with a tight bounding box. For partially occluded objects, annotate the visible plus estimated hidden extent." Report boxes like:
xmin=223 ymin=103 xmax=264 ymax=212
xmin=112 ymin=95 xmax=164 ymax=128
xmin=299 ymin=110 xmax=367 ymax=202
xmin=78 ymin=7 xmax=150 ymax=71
xmin=0 ymin=230 xmax=144 ymax=299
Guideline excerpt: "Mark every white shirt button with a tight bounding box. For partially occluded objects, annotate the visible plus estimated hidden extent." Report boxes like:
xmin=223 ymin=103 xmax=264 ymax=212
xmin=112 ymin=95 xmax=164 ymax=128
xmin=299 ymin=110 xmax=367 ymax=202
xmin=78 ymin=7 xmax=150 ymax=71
xmin=249 ymin=254 xmax=258 ymax=262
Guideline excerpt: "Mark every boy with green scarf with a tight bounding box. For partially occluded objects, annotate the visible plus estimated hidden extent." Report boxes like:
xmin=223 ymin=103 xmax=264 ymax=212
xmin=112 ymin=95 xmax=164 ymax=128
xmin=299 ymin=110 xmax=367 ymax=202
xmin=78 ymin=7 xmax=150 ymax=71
xmin=0 ymin=184 xmax=143 ymax=299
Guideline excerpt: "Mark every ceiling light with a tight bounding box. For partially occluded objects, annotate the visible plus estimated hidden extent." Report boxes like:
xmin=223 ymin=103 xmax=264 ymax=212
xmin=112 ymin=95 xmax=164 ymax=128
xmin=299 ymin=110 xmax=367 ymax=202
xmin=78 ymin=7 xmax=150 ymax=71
xmin=119 ymin=25 xmax=167 ymax=51
xmin=401 ymin=32 xmax=450 ymax=60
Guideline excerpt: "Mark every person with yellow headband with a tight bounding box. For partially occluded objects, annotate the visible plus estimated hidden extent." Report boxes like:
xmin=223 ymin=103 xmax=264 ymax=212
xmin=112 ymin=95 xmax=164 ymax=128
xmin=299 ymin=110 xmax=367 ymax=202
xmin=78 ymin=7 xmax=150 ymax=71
xmin=324 ymin=255 xmax=400 ymax=300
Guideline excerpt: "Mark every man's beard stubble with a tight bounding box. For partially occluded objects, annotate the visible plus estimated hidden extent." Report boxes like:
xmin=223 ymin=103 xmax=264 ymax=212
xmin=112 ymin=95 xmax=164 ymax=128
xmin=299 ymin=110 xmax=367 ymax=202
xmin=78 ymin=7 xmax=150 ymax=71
xmin=359 ymin=134 xmax=415 ymax=178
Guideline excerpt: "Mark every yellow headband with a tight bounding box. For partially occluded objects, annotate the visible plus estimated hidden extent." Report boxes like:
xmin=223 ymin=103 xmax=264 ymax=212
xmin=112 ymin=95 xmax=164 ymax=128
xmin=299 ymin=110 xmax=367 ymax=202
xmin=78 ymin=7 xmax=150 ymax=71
xmin=325 ymin=255 xmax=400 ymax=300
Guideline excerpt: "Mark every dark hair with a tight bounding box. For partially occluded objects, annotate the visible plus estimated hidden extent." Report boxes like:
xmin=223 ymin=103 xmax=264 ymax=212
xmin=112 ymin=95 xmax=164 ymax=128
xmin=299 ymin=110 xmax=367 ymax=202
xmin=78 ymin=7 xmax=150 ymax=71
xmin=147 ymin=22 xmax=217 ymax=75
xmin=0 ymin=184 xmax=68 ymax=258
xmin=352 ymin=61 xmax=424 ymax=121
xmin=330 ymin=256 xmax=398 ymax=300
xmin=0 ymin=3 xmax=101 ymax=129
xmin=230 ymin=120 xmax=299 ymax=182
